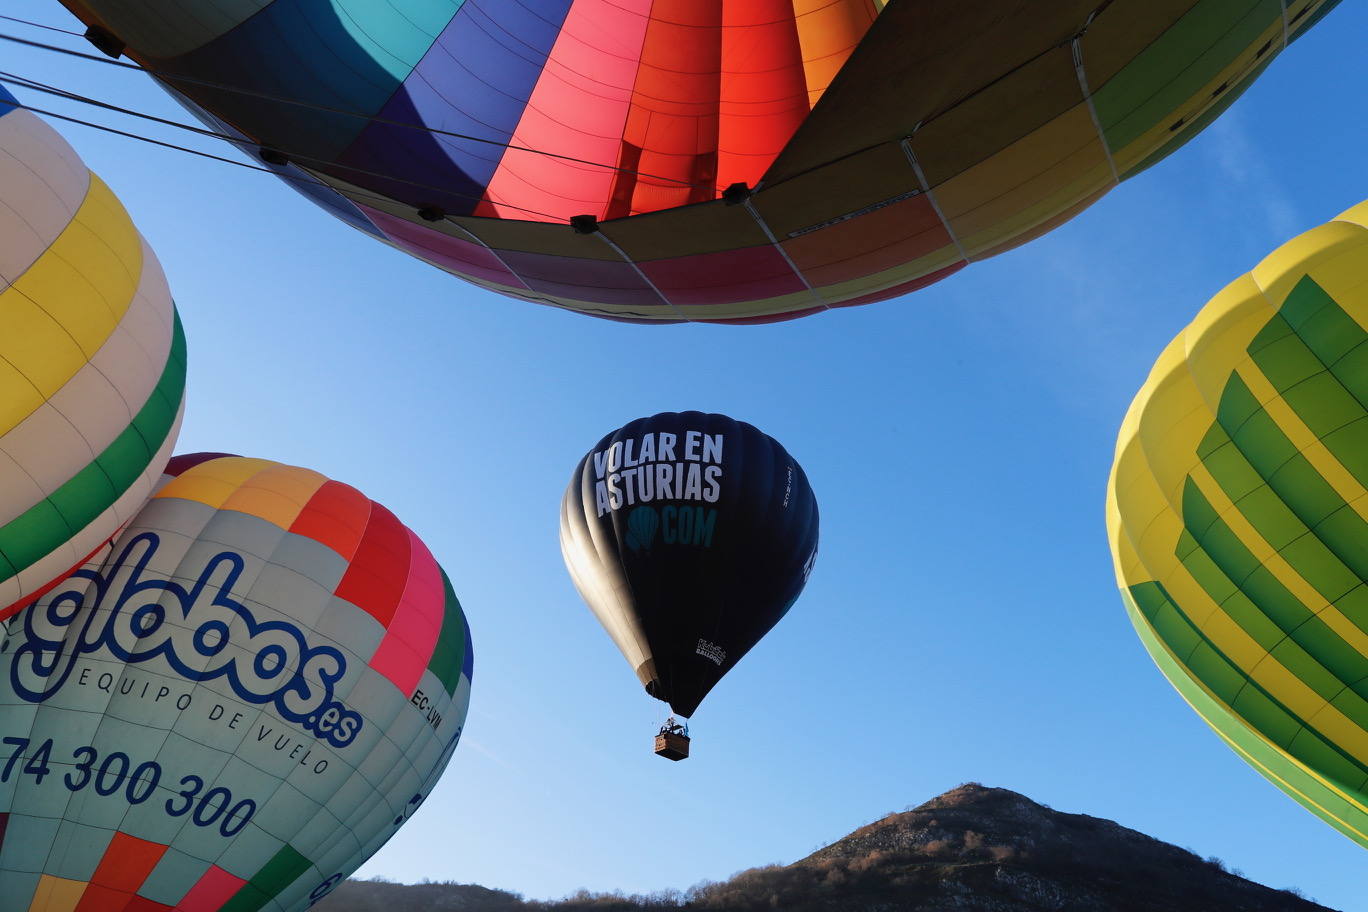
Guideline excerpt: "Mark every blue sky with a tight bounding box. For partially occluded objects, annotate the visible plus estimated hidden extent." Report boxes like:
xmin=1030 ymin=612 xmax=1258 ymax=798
xmin=3 ymin=5 xmax=1367 ymax=909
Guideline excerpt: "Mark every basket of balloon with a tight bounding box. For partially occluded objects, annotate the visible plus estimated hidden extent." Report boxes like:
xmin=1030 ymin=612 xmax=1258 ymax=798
xmin=654 ymin=719 xmax=690 ymax=761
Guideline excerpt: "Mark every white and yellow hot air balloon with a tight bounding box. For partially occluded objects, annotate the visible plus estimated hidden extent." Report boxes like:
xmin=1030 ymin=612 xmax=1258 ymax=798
xmin=0 ymin=85 xmax=185 ymax=619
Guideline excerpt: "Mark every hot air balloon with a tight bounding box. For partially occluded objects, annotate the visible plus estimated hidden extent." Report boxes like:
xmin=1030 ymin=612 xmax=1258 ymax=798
xmin=0 ymin=454 xmax=473 ymax=910
xmin=0 ymin=84 xmax=185 ymax=620
xmin=1108 ymin=200 xmax=1368 ymax=850
xmin=59 ymin=0 xmax=1337 ymax=323
xmin=560 ymin=412 xmax=817 ymax=758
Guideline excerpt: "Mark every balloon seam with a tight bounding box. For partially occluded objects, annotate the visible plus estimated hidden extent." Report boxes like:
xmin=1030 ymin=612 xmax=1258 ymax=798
xmin=898 ymin=136 xmax=967 ymax=263
xmin=590 ymin=231 xmax=689 ymax=322
xmin=740 ymin=197 xmax=830 ymax=313
xmin=1071 ymin=18 xmax=1121 ymax=187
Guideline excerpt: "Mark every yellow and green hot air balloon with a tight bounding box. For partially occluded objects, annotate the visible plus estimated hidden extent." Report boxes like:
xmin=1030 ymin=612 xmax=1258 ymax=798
xmin=1108 ymin=200 xmax=1368 ymax=848
xmin=0 ymin=85 xmax=186 ymax=620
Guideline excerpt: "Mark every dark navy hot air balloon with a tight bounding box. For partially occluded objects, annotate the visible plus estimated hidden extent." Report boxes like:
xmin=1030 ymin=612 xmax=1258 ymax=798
xmin=560 ymin=412 xmax=817 ymax=757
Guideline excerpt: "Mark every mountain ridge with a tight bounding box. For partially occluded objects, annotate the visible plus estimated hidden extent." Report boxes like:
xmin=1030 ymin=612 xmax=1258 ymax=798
xmin=318 ymin=783 xmax=1335 ymax=911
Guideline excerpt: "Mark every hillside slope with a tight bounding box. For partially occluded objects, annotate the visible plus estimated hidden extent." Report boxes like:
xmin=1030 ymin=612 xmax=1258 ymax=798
xmin=318 ymin=784 xmax=1334 ymax=912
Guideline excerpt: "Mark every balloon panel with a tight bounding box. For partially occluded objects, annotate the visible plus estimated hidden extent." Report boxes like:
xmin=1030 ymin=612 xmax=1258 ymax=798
xmin=59 ymin=0 xmax=1338 ymax=321
xmin=1108 ymin=201 xmax=1368 ymax=850
xmin=560 ymin=412 xmax=817 ymax=717
xmin=0 ymin=456 xmax=472 ymax=911
xmin=0 ymin=84 xmax=185 ymax=619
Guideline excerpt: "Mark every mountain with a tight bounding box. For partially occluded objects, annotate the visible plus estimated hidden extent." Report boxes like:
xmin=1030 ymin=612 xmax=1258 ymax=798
xmin=317 ymin=784 xmax=1334 ymax=912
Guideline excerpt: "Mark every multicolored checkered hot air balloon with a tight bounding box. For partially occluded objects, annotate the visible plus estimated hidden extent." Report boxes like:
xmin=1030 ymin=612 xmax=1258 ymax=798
xmin=0 ymin=454 xmax=473 ymax=911
xmin=59 ymin=0 xmax=1337 ymax=322
xmin=0 ymin=84 xmax=186 ymax=619
xmin=1108 ymin=200 xmax=1368 ymax=851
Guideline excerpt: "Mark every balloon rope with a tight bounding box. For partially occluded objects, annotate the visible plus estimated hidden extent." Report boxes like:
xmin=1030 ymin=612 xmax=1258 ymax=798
xmin=0 ymin=0 xmax=1328 ymax=211
xmin=0 ymin=13 xmax=78 ymax=37
xmin=0 ymin=22 xmax=718 ymax=195
xmin=0 ymin=70 xmax=561 ymax=222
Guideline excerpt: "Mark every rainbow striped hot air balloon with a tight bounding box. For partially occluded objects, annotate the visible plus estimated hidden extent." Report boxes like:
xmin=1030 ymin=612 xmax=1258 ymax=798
xmin=0 ymin=84 xmax=185 ymax=619
xmin=1109 ymin=201 xmax=1368 ymax=850
xmin=0 ymin=454 xmax=472 ymax=912
xmin=58 ymin=0 xmax=1338 ymax=322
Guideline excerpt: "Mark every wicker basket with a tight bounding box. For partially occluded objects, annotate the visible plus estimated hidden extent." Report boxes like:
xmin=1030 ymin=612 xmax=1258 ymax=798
xmin=654 ymin=731 xmax=690 ymax=761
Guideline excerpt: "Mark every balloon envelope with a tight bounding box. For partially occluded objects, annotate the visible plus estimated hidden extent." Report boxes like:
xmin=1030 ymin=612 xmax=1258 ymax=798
xmin=0 ymin=84 xmax=185 ymax=619
xmin=0 ymin=455 xmax=473 ymax=911
xmin=560 ymin=412 xmax=817 ymax=717
xmin=59 ymin=0 xmax=1338 ymax=322
xmin=1108 ymin=200 xmax=1368 ymax=850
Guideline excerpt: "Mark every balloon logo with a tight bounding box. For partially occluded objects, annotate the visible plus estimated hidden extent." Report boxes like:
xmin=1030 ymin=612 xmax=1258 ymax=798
xmin=0 ymin=84 xmax=185 ymax=619
xmin=561 ymin=412 xmax=817 ymax=720
xmin=57 ymin=0 xmax=1338 ymax=322
xmin=0 ymin=455 xmax=472 ymax=911
xmin=1108 ymin=201 xmax=1368 ymax=849
xmin=625 ymin=506 xmax=659 ymax=553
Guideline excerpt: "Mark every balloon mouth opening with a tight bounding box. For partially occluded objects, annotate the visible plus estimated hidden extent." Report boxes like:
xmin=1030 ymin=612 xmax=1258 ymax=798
xmin=643 ymin=680 xmax=689 ymax=718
